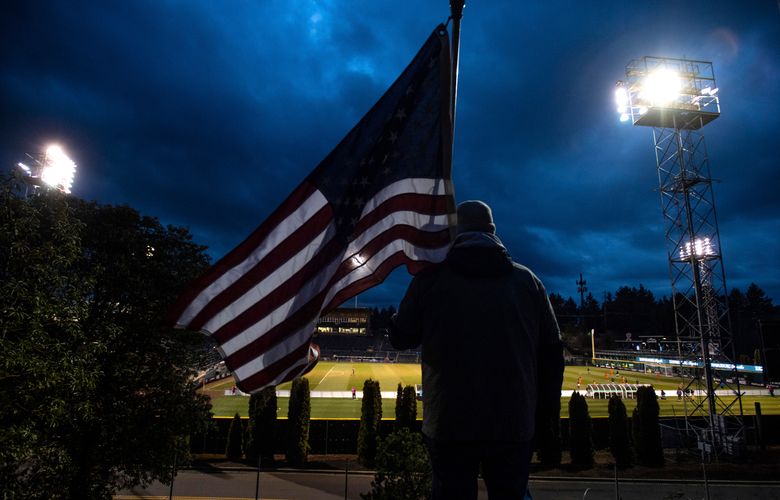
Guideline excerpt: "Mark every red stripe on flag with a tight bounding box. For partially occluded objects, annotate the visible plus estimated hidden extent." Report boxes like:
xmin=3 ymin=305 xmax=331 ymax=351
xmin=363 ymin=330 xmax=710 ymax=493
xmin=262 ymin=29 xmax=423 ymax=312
xmin=188 ymin=204 xmax=333 ymax=331
xmin=212 ymin=236 xmax=343 ymax=344
xmin=167 ymin=182 xmax=317 ymax=325
xmin=328 ymin=225 xmax=450 ymax=286
xmin=235 ymin=340 xmax=313 ymax=393
xmin=322 ymin=248 xmax=438 ymax=314
xmin=353 ymin=193 xmax=450 ymax=236
xmin=223 ymin=288 xmax=327 ymax=370
xmin=221 ymin=226 xmax=450 ymax=371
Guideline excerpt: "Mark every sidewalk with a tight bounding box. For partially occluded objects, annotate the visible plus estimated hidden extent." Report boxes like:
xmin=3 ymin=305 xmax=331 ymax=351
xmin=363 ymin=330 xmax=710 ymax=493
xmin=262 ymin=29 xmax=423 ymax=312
xmin=116 ymin=449 xmax=780 ymax=499
xmin=116 ymin=467 xmax=780 ymax=500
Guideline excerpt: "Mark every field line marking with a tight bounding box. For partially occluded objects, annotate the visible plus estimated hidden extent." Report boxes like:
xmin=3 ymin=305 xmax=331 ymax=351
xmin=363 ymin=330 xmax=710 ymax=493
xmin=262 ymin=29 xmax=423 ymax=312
xmin=313 ymin=364 xmax=337 ymax=390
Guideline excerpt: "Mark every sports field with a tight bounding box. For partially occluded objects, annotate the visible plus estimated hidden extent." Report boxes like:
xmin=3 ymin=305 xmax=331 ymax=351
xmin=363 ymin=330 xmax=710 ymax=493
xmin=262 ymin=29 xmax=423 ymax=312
xmin=204 ymin=361 xmax=780 ymax=419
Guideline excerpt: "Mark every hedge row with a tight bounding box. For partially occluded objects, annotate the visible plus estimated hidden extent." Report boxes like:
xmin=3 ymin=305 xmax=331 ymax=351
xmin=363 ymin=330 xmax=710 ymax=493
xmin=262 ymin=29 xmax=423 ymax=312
xmin=191 ymin=413 xmax=777 ymax=457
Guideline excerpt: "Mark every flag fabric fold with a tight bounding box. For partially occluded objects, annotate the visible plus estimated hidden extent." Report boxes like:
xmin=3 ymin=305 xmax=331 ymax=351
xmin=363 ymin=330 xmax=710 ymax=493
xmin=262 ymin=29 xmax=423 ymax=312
xmin=170 ymin=25 xmax=455 ymax=393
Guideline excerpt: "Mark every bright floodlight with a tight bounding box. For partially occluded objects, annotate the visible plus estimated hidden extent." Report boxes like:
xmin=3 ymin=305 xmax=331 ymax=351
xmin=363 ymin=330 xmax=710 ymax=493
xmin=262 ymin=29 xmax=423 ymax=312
xmin=41 ymin=144 xmax=77 ymax=193
xmin=640 ymin=68 xmax=681 ymax=106
xmin=680 ymin=237 xmax=716 ymax=260
xmin=615 ymin=85 xmax=629 ymax=113
xmin=615 ymin=57 xmax=720 ymax=129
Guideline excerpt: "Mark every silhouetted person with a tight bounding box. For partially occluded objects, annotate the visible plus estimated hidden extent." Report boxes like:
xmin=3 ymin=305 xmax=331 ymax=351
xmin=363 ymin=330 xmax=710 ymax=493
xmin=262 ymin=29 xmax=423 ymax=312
xmin=391 ymin=200 xmax=564 ymax=500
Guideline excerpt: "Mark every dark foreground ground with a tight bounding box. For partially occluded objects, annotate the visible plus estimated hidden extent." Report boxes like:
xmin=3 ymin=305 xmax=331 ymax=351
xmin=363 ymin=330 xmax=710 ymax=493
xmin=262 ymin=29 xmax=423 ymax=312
xmin=193 ymin=446 xmax=780 ymax=481
xmin=116 ymin=448 xmax=780 ymax=500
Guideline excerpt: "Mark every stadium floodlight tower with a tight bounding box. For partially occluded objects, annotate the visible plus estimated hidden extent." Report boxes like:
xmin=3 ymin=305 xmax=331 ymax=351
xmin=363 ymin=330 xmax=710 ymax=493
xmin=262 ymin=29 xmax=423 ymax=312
xmin=16 ymin=144 xmax=77 ymax=196
xmin=615 ymin=57 xmax=744 ymax=458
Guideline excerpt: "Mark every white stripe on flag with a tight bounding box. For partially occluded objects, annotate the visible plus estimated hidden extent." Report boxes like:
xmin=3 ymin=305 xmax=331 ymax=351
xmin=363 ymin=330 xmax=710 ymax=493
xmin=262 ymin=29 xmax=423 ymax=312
xmin=322 ymin=234 xmax=450 ymax=309
xmin=201 ymin=223 xmax=336 ymax=334
xmin=219 ymin=238 xmax=342 ymax=357
xmin=176 ymin=189 xmax=328 ymax=326
xmin=217 ymin=203 xmax=449 ymax=352
xmin=360 ymin=178 xmax=449 ymax=217
xmin=231 ymin=318 xmax=318 ymax=382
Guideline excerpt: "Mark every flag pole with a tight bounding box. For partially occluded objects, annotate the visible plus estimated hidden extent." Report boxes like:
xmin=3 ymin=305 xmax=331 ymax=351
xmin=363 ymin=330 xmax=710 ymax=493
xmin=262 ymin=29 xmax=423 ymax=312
xmin=449 ymin=0 xmax=465 ymax=132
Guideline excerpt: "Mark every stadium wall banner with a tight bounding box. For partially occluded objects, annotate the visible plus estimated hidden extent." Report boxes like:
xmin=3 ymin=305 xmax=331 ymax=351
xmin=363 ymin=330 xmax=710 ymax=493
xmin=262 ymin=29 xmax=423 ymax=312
xmin=635 ymin=356 xmax=763 ymax=373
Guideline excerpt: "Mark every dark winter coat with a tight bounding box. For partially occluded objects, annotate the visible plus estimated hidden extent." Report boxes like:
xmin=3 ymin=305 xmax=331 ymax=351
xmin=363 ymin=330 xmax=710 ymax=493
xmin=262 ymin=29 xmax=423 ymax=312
xmin=391 ymin=232 xmax=564 ymax=442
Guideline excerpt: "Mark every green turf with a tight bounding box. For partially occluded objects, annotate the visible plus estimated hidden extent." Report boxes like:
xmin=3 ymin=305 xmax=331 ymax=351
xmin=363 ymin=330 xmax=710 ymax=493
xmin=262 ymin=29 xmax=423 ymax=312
xmin=205 ymin=362 xmax=779 ymax=419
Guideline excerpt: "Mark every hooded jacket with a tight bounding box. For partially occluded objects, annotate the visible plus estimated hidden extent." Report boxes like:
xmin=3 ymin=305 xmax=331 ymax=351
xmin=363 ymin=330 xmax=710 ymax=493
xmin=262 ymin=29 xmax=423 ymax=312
xmin=391 ymin=232 xmax=564 ymax=442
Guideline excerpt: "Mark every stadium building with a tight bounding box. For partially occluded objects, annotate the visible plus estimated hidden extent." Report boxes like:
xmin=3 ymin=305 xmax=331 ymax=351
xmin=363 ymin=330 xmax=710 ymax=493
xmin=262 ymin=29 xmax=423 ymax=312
xmin=593 ymin=334 xmax=764 ymax=384
xmin=315 ymin=307 xmax=371 ymax=335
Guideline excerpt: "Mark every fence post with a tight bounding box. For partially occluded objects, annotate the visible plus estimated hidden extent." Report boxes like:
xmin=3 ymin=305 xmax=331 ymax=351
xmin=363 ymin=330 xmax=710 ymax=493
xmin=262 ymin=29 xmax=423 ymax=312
xmin=344 ymin=459 xmax=350 ymax=500
xmin=168 ymin=450 xmax=177 ymax=500
xmin=701 ymin=449 xmax=710 ymax=500
xmin=614 ymin=463 xmax=620 ymax=500
xmin=755 ymin=402 xmax=765 ymax=452
xmin=255 ymin=453 xmax=261 ymax=500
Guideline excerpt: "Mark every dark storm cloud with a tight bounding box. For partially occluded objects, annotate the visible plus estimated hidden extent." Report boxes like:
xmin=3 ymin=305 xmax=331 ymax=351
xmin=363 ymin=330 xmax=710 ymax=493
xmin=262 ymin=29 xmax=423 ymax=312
xmin=2 ymin=0 xmax=779 ymax=304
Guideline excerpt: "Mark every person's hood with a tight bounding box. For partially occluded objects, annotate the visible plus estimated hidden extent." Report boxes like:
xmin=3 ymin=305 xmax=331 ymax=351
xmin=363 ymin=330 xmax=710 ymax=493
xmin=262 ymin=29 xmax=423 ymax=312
xmin=445 ymin=231 xmax=514 ymax=278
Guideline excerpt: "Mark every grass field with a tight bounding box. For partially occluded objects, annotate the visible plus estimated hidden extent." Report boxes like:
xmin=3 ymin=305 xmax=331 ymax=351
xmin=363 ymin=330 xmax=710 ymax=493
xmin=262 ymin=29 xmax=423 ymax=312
xmin=203 ymin=361 xmax=780 ymax=419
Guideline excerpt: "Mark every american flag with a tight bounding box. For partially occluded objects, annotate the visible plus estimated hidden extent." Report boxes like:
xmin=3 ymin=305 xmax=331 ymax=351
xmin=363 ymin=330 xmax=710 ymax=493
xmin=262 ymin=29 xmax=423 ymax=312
xmin=170 ymin=25 xmax=455 ymax=393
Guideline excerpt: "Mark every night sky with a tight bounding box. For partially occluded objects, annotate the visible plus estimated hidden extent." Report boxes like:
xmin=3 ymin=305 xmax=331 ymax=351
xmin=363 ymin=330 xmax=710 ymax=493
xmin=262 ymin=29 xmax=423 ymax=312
xmin=2 ymin=1 xmax=779 ymax=307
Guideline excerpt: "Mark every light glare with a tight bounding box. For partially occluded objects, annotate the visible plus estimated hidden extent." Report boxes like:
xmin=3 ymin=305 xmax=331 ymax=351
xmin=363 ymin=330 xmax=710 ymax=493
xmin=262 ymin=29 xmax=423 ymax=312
xmin=615 ymin=87 xmax=628 ymax=107
xmin=41 ymin=144 xmax=77 ymax=193
xmin=641 ymin=68 xmax=681 ymax=106
xmin=680 ymin=237 xmax=715 ymax=260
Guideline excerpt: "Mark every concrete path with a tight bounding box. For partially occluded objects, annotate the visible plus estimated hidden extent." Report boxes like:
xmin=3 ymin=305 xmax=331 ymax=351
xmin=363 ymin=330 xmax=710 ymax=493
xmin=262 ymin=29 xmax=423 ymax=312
xmin=116 ymin=468 xmax=780 ymax=499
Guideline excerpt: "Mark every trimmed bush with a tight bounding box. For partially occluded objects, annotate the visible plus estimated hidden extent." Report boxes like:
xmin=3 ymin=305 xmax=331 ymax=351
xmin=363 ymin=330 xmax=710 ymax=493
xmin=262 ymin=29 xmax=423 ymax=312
xmin=395 ymin=385 xmax=417 ymax=431
xmin=632 ymin=386 xmax=664 ymax=466
xmin=608 ymin=395 xmax=632 ymax=467
xmin=361 ymin=428 xmax=431 ymax=500
xmin=246 ymin=386 xmax=277 ymax=464
xmin=568 ymin=392 xmax=594 ymax=467
xmin=394 ymin=383 xmax=403 ymax=427
xmin=286 ymin=377 xmax=311 ymax=466
xmin=225 ymin=412 xmax=244 ymax=460
xmin=358 ymin=379 xmax=383 ymax=467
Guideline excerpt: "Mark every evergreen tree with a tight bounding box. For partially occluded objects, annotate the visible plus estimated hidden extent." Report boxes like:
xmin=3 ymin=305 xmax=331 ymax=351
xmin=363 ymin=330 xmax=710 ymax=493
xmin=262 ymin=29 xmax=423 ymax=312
xmin=395 ymin=385 xmax=417 ymax=431
xmin=632 ymin=386 xmax=664 ymax=466
xmin=286 ymin=378 xmax=311 ymax=466
xmin=581 ymin=292 xmax=602 ymax=332
xmin=225 ymin=413 xmax=244 ymax=460
xmin=609 ymin=285 xmax=656 ymax=335
xmin=403 ymin=386 xmax=417 ymax=424
xmin=246 ymin=386 xmax=277 ymax=464
xmin=549 ymin=293 xmax=579 ymax=333
xmin=361 ymin=428 xmax=431 ymax=500
xmin=358 ymin=379 xmax=383 ymax=467
xmin=394 ymin=383 xmax=403 ymax=429
xmin=745 ymin=283 xmax=774 ymax=315
xmin=568 ymin=392 xmax=594 ymax=467
xmin=243 ymin=419 xmax=255 ymax=462
xmin=607 ymin=396 xmax=632 ymax=467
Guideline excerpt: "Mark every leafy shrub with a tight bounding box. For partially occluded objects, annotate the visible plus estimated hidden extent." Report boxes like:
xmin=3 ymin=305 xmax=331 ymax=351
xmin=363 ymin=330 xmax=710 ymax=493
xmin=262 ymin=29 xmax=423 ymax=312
xmin=361 ymin=428 xmax=431 ymax=500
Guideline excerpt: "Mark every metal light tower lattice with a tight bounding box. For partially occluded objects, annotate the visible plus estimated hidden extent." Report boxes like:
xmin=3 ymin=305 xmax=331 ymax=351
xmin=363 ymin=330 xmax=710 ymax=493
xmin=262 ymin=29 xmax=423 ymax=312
xmin=616 ymin=56 xmax=743 ymax=456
